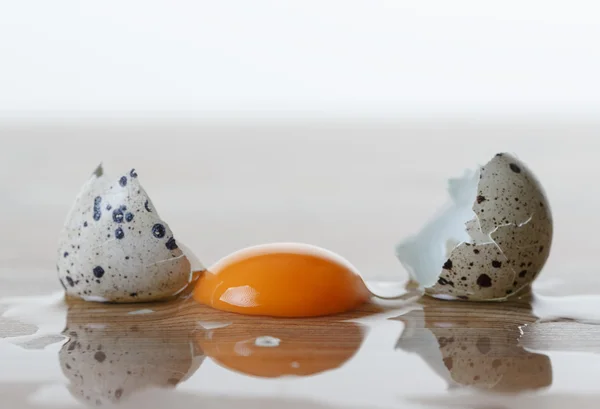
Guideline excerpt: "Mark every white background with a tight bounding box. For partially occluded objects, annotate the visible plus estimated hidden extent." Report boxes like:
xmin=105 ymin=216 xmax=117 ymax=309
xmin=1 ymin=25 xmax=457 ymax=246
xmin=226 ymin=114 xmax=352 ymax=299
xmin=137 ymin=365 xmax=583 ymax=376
xmin=1 ymin=0 xmax=600 ymax=118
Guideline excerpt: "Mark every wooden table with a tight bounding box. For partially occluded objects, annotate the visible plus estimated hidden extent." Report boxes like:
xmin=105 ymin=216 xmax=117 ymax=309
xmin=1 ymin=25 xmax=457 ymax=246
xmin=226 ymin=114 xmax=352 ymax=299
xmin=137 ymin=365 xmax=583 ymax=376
xmin=2 ymin=120 xmax=600 ymax=408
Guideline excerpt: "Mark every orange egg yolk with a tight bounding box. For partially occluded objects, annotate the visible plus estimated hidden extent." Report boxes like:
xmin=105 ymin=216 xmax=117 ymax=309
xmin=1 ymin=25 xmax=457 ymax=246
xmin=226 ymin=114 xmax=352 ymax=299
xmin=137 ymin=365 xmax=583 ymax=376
xmin=193 ymin=243 xmax=371 ymax=317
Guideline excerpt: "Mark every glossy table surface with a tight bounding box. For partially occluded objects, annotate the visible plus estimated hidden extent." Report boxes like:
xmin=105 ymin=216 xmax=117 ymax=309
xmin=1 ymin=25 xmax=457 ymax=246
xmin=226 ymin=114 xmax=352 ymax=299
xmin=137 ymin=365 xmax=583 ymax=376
xmin=2 ymin=120 xmax=600 ymax=409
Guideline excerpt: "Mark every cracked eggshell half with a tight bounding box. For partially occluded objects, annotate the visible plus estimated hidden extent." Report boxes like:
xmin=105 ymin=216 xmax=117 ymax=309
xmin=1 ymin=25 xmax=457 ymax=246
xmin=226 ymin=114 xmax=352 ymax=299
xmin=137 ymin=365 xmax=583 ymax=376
xmin=57 ymin=165 xmax=200 ymax=302
xmin=396 ymin=153 xmax=553 ymax=301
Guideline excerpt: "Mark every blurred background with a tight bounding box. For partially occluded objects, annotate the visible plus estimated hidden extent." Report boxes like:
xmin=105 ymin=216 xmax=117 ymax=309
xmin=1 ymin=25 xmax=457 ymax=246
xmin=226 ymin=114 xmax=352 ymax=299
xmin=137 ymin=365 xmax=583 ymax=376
xmin=1 ymin=1 xmax=600 ymax=295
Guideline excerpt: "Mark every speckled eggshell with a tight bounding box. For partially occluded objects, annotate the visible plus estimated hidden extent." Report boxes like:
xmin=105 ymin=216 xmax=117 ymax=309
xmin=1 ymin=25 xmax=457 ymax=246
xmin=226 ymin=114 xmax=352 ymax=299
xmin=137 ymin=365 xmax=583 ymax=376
xmin=57 ymin=166 xmax=192 ymax=302
xmin=427 ymin=153 xmax=553 ymax=301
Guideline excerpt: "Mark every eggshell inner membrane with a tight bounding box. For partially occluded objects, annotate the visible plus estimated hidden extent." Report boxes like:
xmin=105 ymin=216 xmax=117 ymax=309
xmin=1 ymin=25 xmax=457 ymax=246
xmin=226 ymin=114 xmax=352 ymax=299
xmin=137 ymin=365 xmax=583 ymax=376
xmin=395 ymin=153 xmax=553 ymax=301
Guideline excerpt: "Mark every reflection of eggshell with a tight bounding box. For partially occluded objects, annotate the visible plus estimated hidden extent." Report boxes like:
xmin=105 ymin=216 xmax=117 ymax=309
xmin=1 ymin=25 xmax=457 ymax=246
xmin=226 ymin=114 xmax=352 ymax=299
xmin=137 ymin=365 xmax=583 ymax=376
xmin=396 ymin=153 xmax=553 ymax=301
xmin=434 ymin=331 xmax=551 ymax=392
xmin=57 ymin=165 xmax=194 ymax=302
xmin=395 ymin=299 xmax=552 ymax=393
xmin=59 ymin=302 xmax=203 ymax=406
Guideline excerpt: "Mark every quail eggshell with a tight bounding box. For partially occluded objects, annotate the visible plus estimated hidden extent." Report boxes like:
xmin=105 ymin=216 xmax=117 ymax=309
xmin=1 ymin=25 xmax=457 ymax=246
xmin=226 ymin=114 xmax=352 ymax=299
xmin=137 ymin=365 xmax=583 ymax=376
xmin=396 ymin=153 xmax=553 ymax=301
xmin=57 ymin=165 xmax=194 ymax=302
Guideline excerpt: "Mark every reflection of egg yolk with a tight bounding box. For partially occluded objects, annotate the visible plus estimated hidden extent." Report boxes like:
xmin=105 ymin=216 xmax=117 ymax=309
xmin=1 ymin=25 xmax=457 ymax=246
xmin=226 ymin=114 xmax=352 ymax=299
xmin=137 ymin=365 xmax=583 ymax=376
xmin=196 ymin=322 xmax=365 ymax=377
xmin=193 ymin=243 xmax=370 ymax=317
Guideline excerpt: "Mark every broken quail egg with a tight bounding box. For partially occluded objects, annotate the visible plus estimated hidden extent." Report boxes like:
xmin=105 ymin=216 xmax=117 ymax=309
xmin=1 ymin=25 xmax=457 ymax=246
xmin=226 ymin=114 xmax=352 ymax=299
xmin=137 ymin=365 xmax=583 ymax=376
xmin=57 ymin=165 xmax=201 ymax=302
xmin=396 ymin=153 xmax=553 ymax=301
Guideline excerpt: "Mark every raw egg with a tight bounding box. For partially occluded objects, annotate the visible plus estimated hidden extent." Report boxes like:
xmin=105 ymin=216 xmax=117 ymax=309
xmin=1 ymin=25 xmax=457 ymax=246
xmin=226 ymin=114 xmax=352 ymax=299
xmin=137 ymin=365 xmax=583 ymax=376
xmin=193 ymin=243 xmax=371 ymax=317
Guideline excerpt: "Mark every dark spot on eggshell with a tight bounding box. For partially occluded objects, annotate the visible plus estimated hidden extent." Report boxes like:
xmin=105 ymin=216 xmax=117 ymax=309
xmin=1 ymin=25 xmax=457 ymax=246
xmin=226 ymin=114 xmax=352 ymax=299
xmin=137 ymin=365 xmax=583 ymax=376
xmin=519 ymin=270 xmax=527 ymax=277
xmin=473 ymin=249 xmax=480 ymax=254
xmin=125 ymin=212 xmax=134 ymax=222
xmin=476 ymin=195 xmax=486 ymax=204
xmin=509 ymin=163 xmax=521 ymax=173
xmin=491 ymin=260 xmax=502 ymax=268
xmin=115 ymin=227 xmax=124 ymax=239
xmin=145 ymin=200 xmax=152 ymax=212
xmin=115 ymin=389 xmax=123 ymax=399
xmin=112 ymin=209 xmax=124 ymax=223
xmin=94 ymin=351 xmax=106 ymax=363
xmin=130 ymin=293 xmax=137 ymax=297
xmin=119 ymin=176 xmax=127 ymax=187
xmin=477 ymin=274 xmax=492 ymax=287
xmin=63 ymin=252 xmax=69 ymax=258
xmin=539 ymin=245 xmax=544 ymax=253
xmin=152 ymin=224 xmax=166 ymax=238
xmin=93 ymin=266 xmax=105 ymax=278
xmin=165 ymin=237 xmax=178 ymax=250
xmin=443 ymin=357 xmax=453 ymax=370
xmin=476 ymin=337 xmax=491 ymax=354
xmin=130 ymin=168 xmax=138 ymax=178
xmin=442 ymin=259 xmax=453 ymax=270
xmin=83 ymin=221 xmax=88 ymax=227
xmin=438 ymin=277 xmax=450 ymax=285
xmin=66 ymin=276 xmax=75 ymax=287
xmin=106 ymin=204 xmax=112 ymax=211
